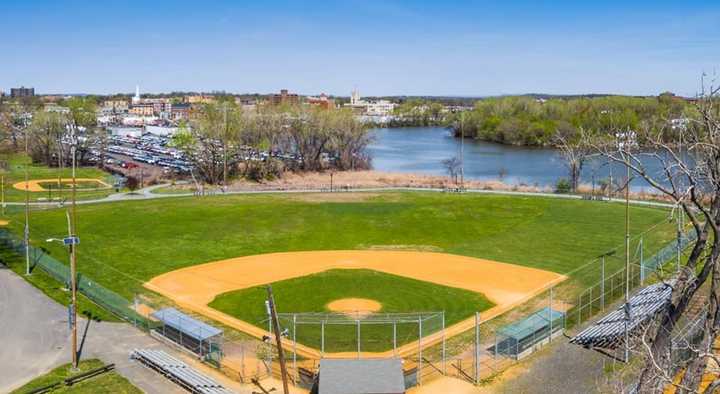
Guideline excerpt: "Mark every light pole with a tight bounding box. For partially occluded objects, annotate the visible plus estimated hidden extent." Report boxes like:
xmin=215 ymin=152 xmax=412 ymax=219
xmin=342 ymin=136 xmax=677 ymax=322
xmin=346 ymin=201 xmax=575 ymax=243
xmin=622 ymin=132 xmax=632 ymax=363
xmin=47 ymin=225 xmax=80 ymax=370
xmin=459 ymin=112 xmax=465 ymax=190
xmin=24 ymin=126 xmax=30 ymax=276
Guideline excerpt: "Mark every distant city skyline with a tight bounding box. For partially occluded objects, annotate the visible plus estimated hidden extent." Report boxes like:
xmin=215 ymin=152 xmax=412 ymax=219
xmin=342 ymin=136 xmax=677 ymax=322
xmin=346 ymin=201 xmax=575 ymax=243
xmin=2 ymin=0 xmax=719 ymax=97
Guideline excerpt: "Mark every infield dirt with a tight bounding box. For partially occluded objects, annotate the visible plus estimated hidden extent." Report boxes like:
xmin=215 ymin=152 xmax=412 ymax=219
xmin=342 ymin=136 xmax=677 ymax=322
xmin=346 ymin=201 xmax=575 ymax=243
xmin=145 ymin=250 xmax=566 ymax=358
xmin=12 ymin=178 xmax=111 ymax=192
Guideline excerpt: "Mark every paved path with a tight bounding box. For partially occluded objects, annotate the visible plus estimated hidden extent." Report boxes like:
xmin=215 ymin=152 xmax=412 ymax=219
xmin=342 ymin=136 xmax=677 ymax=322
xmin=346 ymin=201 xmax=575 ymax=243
xmin=0 ymin=265 xmax=69 ymax=392
xmin=0 ymin=265 xmax=184 ymax=393
xmin=5 ymin=182 xmax=677 ymax=210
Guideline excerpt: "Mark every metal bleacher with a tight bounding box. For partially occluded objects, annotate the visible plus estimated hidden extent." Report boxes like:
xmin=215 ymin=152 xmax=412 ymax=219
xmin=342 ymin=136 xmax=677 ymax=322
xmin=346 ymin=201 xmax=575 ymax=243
xmin=130 ymin=349 xmax=234 ymax=394
xmin=570 ymin=281 xmax=674 ymax=350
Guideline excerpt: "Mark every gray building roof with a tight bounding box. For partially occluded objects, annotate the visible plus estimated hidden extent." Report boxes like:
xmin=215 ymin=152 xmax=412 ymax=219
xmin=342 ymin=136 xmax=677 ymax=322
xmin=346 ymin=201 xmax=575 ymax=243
xmin=318 ymin=358 xmax=405 ymax=394
xmin=151 ymin=307 xmax=222 ymax=341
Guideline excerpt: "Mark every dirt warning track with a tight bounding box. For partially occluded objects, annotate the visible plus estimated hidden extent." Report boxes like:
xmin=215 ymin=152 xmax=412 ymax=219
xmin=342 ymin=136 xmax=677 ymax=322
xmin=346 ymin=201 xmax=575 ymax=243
xmin=145 ymin=250 xmax=566 ymax=358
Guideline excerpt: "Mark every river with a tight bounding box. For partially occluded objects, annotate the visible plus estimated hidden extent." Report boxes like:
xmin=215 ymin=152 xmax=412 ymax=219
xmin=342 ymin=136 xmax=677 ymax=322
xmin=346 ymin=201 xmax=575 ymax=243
xmin=368 ymin=127 xmax=661 ymax=191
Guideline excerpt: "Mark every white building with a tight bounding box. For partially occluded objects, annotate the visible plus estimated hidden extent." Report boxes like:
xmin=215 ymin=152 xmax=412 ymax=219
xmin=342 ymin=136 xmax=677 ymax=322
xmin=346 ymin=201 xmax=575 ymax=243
xmin=145 ymin=125 xmax=178 ymax=136
xmin=132 ymin=85 xmax=141 ymax=104
xmin=345 ymin=89 xmax=397 ymax=117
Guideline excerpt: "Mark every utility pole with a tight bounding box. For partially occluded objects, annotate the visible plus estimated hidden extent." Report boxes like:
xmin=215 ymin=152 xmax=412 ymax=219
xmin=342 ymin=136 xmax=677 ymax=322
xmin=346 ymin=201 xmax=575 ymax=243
xmin=24 ymin=127 xmax=30 ymax=276
xmin=2 ymin=175 xmax=5 ymax=216
xmin=623 ymin=135 xmax=631 ymax=363
xmin=69 ymin=123 xmax=79 ymax=370
xmin=266 ymin=286 xmax=290 ymax=394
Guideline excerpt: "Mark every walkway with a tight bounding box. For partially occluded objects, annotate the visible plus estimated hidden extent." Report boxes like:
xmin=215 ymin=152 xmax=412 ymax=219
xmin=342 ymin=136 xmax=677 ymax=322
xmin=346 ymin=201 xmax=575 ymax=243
xmin=0 ymin=264 xmax=187 ymax=393
xmin=4 ymin=181 xmax=677 ymax=209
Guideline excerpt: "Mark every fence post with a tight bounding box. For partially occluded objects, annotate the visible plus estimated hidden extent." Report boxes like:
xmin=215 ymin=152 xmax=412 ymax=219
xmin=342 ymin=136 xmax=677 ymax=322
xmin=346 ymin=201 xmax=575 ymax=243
xmin=601 ymin=256 xmax=605 ymax=310
xmin=321 ymin=321 xmax=325 ymax=356
xmin=442 ymin=312 xmax=446 ymax=375
xmin=357 ymin=319 xmax=361 ymax=359
xmin=474 ymin=312 xmax=480 ymax=384
xmin=393 ymin=322 xmax=397 ymax=356
xmin=418 ymin=318 xmax=423 ymax=385
xmin=293 ymin=315 xmax=297 ymax=381
xmin=549 ymin=287 xmax=553 ymax=342
xmin=639 ymin=237 xmax=644 ymax=285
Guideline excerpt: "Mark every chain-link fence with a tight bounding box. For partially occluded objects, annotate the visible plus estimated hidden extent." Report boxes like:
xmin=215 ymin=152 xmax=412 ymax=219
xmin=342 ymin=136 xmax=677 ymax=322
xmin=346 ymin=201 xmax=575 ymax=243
xmin=0 ymin=228 xmax=157 ymax=330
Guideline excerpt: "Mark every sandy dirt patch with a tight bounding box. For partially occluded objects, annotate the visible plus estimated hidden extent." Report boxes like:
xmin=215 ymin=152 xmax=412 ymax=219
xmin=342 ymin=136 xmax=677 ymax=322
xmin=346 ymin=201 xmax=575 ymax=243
xmin=0 ymin=220 xmax=8 ymax=226
xmin=145 ymin=250 xmax=566 ymax=359
xmin=13 ymin=178 xmax=111 ymax=192
xmin=327 ymin=298 xmax=382 ymax=318
xmin=408 ymin=376 xmax=483 ymax=393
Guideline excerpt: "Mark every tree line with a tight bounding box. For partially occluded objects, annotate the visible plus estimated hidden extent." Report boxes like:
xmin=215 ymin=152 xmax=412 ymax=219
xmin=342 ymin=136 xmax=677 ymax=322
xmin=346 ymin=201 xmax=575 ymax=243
xmin=0 ymin=96 xmax=106 ymax=168
xmin=450 ymin=93 xmax=693 ymax=146
xmin=173 ymin=101 xmax=372 ymax=185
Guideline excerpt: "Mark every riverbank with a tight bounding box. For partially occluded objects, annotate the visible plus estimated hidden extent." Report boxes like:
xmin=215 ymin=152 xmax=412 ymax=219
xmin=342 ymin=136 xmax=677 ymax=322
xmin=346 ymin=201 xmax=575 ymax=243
xmin=158 ymin=170 xmax=668 ymax=202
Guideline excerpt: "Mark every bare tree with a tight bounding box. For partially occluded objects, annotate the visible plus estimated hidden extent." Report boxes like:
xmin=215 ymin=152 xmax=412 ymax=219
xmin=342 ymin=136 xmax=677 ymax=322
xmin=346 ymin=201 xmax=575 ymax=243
xmin=442 ymin=156 xmax=462 ymax=184
xmin=584 ymin=77 xmax=720 ymax=393
xmin=554 ymin=128 xmax=590 ymax=193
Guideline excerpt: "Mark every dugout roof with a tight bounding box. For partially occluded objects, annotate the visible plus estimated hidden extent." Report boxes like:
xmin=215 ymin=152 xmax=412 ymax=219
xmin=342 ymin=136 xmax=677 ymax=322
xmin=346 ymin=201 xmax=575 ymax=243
xmin=318 ymin=358 xmax=405 ymax=394
xmin=152 ymin=307 xmax=222 ymax=342
xmin=499 ymin=307 xmax=564 ymax=340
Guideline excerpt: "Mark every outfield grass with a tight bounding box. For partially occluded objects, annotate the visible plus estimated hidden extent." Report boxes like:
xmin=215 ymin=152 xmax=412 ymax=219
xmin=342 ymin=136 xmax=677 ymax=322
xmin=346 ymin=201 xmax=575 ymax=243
xmin=0 ymin=153 xmax=117 ymax=203
xmin=7 ymin=192 xmax=676 ymax=305
xmin=210 ymin=269 xmax=494 ymax=352
xmin=11 ymin=359 xmax=141 ymax=394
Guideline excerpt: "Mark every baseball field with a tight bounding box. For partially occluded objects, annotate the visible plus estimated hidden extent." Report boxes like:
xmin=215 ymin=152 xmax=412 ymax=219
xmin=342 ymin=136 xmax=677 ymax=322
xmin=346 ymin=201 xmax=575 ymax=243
xmin=7 ymin=191 xmax=676 ymax=355
xmin=0 ymin=153 xmax=116 ymax=202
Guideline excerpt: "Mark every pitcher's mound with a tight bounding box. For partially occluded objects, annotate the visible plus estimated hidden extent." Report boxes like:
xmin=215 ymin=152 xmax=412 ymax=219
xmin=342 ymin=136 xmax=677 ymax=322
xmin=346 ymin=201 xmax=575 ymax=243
xmin=327 ymin=298 xmax=382 ymax=318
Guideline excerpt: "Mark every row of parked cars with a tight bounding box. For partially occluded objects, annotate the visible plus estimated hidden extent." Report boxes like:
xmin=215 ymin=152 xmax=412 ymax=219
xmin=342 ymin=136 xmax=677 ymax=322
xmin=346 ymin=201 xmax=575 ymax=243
xmin=102 ymin=135 xmax=192 ymax=173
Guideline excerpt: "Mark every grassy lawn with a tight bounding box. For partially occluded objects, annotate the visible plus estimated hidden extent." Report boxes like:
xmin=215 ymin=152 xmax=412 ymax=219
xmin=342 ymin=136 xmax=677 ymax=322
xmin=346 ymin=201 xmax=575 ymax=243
xmin=0 ymin=153 xmax=117 ymax=203
xmin=210 ymin=268 xmax=494 ymax=352
xmin=6 ymin=192 xmax=676 ymax=303
xmin=11 ymin=359 xmax=141 ymax=394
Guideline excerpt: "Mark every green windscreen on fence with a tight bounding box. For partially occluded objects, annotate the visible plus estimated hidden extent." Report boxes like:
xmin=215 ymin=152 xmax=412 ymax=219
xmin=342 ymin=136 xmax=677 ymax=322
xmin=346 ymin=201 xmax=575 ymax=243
xmin=0 ymin=229 xmax=156 ymax=330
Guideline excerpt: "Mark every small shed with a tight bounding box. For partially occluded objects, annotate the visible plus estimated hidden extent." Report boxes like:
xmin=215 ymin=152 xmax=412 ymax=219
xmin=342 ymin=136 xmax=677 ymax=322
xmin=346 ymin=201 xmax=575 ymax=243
xmin=313 ymin=359 xmax=406 ymax=394
xmin=151 ymin=307 xmax=223 ymax=361
xmin=495 ymin=307 xmax=565 ymax=360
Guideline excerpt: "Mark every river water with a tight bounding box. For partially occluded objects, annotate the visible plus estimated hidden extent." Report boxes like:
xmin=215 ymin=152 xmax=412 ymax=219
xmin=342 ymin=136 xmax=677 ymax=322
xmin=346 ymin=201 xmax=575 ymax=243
xmin=368 ymin=126 xmax=661 ymax=190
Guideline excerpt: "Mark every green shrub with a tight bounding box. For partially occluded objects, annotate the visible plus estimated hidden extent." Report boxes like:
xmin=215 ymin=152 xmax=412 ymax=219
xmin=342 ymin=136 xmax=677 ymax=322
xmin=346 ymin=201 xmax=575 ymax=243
xmin=556 ymin=178 xmax=571 ymax=194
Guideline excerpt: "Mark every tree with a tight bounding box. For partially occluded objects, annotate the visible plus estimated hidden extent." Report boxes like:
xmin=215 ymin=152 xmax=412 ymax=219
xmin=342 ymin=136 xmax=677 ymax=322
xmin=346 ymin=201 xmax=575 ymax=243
xmin=172 ymin=101 xmax=245 ymax=185
xmin=65 ymin=97 xmax=99 ymax=166
xmin=585 ymin=78 xmax=720 ymax=393
xmin=554 ymin=128 xmax=590 ymax=193
xmin=27 ymin=111 xmax=66 ymax=166
xmin=125 ymin=175 xmax=140 ymax=192
xmin=442 ymin=156 xmax=461 ymax=184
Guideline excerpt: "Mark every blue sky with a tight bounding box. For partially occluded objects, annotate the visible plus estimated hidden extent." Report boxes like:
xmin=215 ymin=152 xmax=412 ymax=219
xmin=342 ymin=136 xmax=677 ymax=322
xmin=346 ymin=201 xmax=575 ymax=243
xmin=2 ymin=0 xmax=719 ymax=96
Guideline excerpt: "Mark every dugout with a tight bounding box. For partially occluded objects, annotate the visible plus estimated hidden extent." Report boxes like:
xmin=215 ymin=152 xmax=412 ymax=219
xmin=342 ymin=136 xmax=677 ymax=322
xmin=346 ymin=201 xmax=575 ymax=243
xmin=151 ymin=307 xmax=223 ymax=362
xmin=494 ymin=307 xmax=565 ymax=360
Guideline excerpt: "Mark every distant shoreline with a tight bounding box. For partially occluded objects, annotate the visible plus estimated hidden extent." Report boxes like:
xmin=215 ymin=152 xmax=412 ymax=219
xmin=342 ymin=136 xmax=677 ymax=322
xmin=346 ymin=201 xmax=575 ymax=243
xmin=161 ymin=169 xmax=668 ymax=202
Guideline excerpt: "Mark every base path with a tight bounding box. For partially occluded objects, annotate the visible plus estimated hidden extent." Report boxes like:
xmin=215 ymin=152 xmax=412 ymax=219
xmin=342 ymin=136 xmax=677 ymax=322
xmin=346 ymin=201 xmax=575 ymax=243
xmin=12 ymin=178 xmax=111 ymax=192
xmin=145 ymin=250 xmax=566 ymax=359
